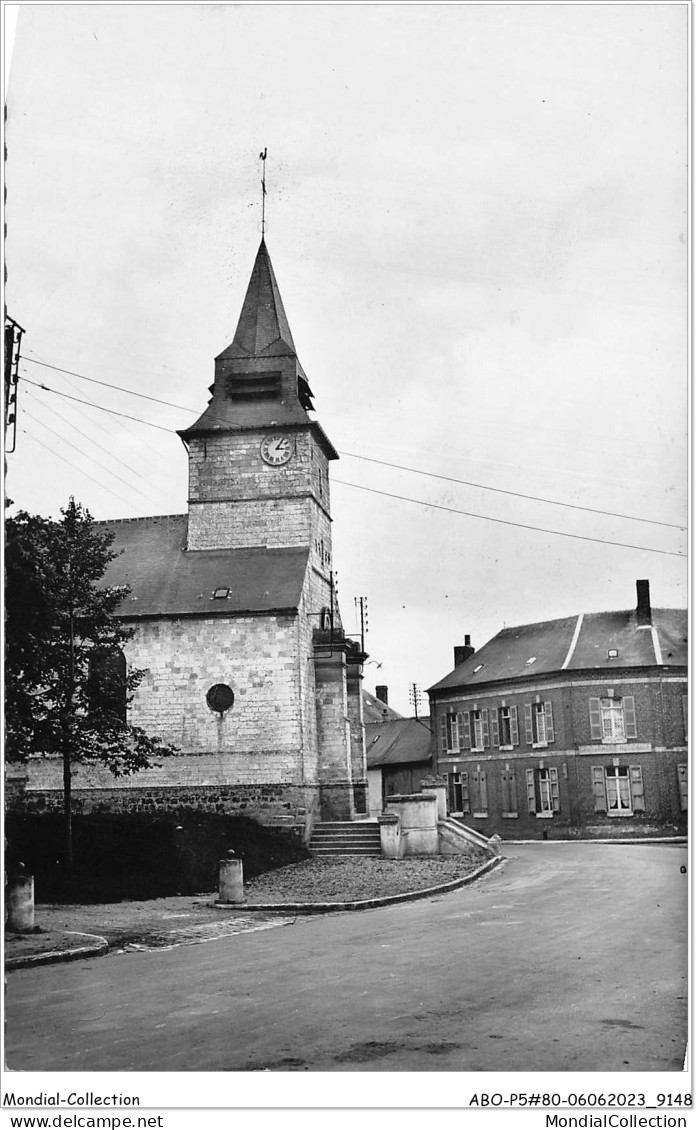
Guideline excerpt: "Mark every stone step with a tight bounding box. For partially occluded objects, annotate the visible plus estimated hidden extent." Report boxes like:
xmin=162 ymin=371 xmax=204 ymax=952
xmin=315 ymin=822 xmax=379 ymax=830
xmin=309 ymin=836 xmax=379 ymax=845
xmin=310 ymin=846 xmax=381 ymax=856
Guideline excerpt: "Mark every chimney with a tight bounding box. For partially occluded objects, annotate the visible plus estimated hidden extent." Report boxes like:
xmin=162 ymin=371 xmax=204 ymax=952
xmin=454 ymin=634 xmax=475 ymax=667
xmin=636 ymin=579 xmax=652 ymax=626
xmin=375 ymin=685 xmax=389 ymax=705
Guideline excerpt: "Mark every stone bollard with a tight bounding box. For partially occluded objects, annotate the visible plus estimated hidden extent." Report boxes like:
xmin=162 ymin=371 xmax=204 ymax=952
xmin=6 ymin=866 xmax=35 ymax=933
xmin=218 ymin=850 xmax=244 ymax=904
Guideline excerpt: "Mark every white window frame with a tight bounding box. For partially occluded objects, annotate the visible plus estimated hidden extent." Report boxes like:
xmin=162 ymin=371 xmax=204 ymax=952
xmin=605 ymin=765 xmax=632 ymax=814
xmin=600 ymin=697 xmax=626 ymax=743
xmin=445 ymin=712 xmax=460 ymax=752
xmin=526 ymin=766 xmax=560 ymax=817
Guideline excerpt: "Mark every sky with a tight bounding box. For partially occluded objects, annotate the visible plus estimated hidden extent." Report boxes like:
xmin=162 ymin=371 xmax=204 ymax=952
xmin=4 ymin=3 xmax=689 ymax=717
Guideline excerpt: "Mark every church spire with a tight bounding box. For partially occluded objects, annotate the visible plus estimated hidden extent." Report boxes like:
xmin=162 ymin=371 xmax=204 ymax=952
xmin=218 ymin=239 xmax=297 ymax=360
xmin=179 ymin=238 xmax=336 ymax=443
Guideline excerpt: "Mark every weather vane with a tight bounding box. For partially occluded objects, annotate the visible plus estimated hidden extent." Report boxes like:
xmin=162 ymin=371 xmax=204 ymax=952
xmin=259 ymin=147 xmax=268 ymax=236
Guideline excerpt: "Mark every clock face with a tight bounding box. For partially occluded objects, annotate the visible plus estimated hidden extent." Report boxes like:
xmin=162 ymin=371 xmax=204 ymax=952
xmin=260 ymin=434 xmax=293 ymax=466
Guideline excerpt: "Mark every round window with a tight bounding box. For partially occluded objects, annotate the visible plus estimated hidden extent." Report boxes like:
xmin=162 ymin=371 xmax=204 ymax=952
xmin=206 ymin=684 xmax=235 ymax=715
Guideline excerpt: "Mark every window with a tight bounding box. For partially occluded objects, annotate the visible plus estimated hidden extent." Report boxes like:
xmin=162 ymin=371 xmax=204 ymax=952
xmin=87 ymin=648 xmax=127 ymax=723
xmin=501 ymin=768 xmax=518 ymax=817
xmin=677 ymin=764 xmax=687 ymax=812
xmin=682 ymin=695 xmax=688 ymax=741
xmin=448 ymin=771 xmax=469 ymax=814
xmin=524 ymin=701 xmax=555 ymax=747
xmin=589 ymin=696 xmax=637 ymax=743
xmin=471 ymin=770 xmax=488 ymax=816
xmin=440 ymin=709 xmax=489 ymax=753
xmin=491 ymin=705 xmax=519 ymax=749
xmin=206 ymin=683 xmax=235 ymax=716
xmin=440 ymin=711 xmax=462 ymax=754
xmin=471 ymin=710 xmax=485 ymax=751
xmin=591 ymin=764 xmax=645 ymax=815
xmin=526 ymin=767 xmax=560 ymax=816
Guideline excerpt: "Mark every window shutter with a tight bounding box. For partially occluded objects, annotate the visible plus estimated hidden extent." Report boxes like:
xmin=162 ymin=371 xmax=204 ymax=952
xmin=440 ymin=715 xmax=447 ymax=753
xmin=678 ymin=764 xmax=688 ymax=811
xmin=544 ymin=702 xmax=555 ymax=742
xmin=501 ymin=770 xmax=510 ymax=814
xmin=629 ymin=765 xmax=645 ymax=811
xmin=491 ymin=708 xmax=500 ymax=747
xmin=462 ymin=711 xmax=472 ymax=750
xmin=592 ymin=766 xmax=606 ymax=811
xmin=549 ymin=766 xmax=560 ymax=812
xmin=589 ymin=698 xmax=602 ymax=741
xmin=461 ymin=771 xmax=470 ymax=814
xmin=526 ymin=768 xmax=536 ymax=813
xmin=510 ymin=705 xmax=519 ymax=746
xmin=481 ymin=708 xmax=490 ymax=748
xmin=508 ymin=770 xmax=518 ymax=814
xmin=624 ymin=696 xmax=637 ymax=739
xmin=682 ymin=696 xmax=688 ymax=740
xmin=524 ymin=703 xmax=534 ymax=744
xmin=479 ymin=771 xmax=488 ymax=812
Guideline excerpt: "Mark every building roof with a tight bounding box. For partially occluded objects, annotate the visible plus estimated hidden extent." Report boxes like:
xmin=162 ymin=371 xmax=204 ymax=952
xmin=362 ymin=690 xmax=432 ymax=768
xmin=98 ymin=514 xmax=309 ymax=619
xmin=428 ymin=606 xmax=688 ymax=694
xmin=365 ymin=717 xmax=433 ymax=768
xmin=217 ymin=239 xmax=296 ymax=361
xmin=363 ymin=689 xmax=403 ymax=723
xmin=177 ymin=238 xmax=337 ymax=447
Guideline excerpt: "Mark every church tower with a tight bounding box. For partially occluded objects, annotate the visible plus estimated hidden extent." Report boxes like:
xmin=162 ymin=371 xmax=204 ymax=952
xmin=179 ymin=239 xmax=338 ymax=622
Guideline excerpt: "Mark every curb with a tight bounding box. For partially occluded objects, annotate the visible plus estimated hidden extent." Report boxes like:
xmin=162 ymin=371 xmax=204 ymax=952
xmin=214 ymin=854 xmax=504 ymax=914
xmin=5 ymin=931 xmax=109 ymax=970
xmin=503 ymin=836 xmax=688 ymax=846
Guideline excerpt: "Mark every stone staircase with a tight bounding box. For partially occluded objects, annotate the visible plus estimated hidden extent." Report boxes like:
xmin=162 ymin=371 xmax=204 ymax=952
xmin=309 ymin=820 xmax=382 ymax=857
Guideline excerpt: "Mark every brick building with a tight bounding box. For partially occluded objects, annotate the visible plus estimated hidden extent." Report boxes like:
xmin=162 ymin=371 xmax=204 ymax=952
xmin=428 ymin=581 xmax=687 ymax=839
xmin=14 ymin=239 xmax=368 ymax=837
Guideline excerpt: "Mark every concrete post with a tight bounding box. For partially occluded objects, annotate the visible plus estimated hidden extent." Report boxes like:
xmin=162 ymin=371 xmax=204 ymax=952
xmin=421 ymin=774 xmax=448 ymax=821
xmin=218 ymin=852 xmax=244 ymax=904
xmin=6 ymin=870 xmax=35 ymax=933
xmin=378 ymin=813 xmax=402 ymax=858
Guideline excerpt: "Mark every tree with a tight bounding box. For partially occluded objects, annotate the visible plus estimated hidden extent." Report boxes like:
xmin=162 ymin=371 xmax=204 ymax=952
xmin=5 ymin=498 xmax=177 ymax=869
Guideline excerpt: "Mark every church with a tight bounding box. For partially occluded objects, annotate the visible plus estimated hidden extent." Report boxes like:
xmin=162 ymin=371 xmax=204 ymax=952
xmin=14 ymin=238 xmax=369 ymax=838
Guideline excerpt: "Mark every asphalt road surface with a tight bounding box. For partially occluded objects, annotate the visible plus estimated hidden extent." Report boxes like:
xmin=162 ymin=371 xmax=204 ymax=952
xmin=5 ymin=842 xmax=687 ymax=1072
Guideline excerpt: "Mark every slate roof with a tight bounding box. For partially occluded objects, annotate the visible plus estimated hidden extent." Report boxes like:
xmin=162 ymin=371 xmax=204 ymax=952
xmin=428 ymin=607 xmax=688 ymax=694
xmin=363 ymin=689 xmax=403 ymax=724
xmin=362 ymin=691 xmax=433 ymax=768
xmin=365 ymin=717 xmax=433 ymax=769
xmin=98 ymin=514 xmax=309 ymax=618
xmin=217 ymin=239 xmax=297 ymax=361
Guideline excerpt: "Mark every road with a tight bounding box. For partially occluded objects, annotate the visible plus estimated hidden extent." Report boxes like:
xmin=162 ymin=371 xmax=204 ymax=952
xmin=5 ymin=843 xmax=688 ymax=1072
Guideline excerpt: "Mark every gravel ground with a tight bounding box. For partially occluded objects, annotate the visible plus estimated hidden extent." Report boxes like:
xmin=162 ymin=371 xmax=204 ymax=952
xmin=5 ymin=853 xmax=489 ymax=961
xmin=242 ymin=854 xmax=485 ymax=903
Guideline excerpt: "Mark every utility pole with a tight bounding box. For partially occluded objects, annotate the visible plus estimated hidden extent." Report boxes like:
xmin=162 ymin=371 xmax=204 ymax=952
xmin=4 ymin=315 xmax=24 ymax=455
xmin=354 ymin=596 xmax=368 ymax=653
xmin=409 ymin=682 xmax=421 ymax=721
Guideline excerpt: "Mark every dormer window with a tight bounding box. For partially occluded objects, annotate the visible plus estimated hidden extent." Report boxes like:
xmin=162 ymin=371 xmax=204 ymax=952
xmin=607 ymin=648 xmax=619 ymax=659
xmin=212 ymin=587 xmax=230 ymax=600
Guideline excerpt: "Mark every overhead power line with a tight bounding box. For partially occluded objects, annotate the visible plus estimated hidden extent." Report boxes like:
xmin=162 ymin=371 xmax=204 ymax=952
xmin=21 ymin=426 xmax=134 ymax=507
xmin=19 ymin=365 xmax=684 ymax=531
xmin=332 ymin=479 xmax=686 ymax=558
xmin=339 ymin=450 xmax=685 ymax=532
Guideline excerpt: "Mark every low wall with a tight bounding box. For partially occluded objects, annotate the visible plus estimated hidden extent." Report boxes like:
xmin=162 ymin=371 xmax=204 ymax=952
xmin=385 ymin=794 xmax=439 ymax=855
